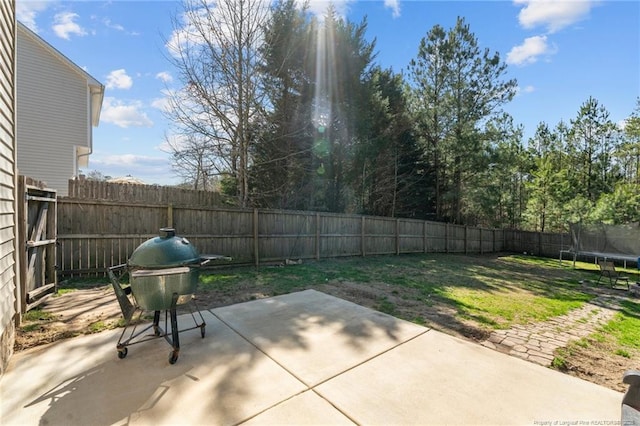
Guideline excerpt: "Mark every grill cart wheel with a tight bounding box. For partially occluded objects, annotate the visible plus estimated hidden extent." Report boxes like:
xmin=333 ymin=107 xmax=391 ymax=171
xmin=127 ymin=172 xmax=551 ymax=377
xmin=169 ymin=351 xmax=179 ymax=364
xmin=201 ymin=324 xmax=206 ymax=338
xmin=117 ymin=347 xmax=128 ymax=359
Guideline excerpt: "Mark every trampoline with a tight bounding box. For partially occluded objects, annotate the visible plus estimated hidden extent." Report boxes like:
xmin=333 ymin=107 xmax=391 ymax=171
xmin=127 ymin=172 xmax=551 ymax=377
xmin=560 ymin=222 xmax=640 ymax=268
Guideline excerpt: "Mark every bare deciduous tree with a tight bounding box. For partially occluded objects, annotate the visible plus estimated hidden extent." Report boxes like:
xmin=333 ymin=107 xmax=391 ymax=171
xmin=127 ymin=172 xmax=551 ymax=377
xmin=165 ymin=133 xmax=219 ymax=191
xmin=164 ymin=0 xmax=270 ymax=206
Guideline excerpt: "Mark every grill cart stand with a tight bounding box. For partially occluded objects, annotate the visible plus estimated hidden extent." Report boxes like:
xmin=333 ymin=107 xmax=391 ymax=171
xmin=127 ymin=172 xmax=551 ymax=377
xmin=108 ymin=264 xmax=206 ymax=364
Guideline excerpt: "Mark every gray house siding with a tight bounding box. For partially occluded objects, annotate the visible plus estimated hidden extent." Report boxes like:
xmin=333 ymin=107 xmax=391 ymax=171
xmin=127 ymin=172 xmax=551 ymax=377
xmin=0 ymin=0 xmax=17 ymax=376
xmin=16 ymin=23 xmax=102 ymax=196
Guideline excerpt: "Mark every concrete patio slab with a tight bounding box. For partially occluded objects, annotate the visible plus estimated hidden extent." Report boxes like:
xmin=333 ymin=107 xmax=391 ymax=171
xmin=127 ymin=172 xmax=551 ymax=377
xmin=1 ymin=311 xmax=307 ymax=426
xmin=214 ymin=289 xmax=427 ymax=386
xmin=0 ymin=289 xmax=624 ymax=425
xmin=315 ymin=329 xmax=622 ymax=425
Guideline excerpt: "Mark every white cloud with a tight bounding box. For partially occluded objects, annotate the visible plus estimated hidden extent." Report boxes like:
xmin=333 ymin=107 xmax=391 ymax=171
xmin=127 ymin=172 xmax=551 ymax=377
xmin=167 ymin=0 xmax=270 ymax=57
xmin=158 ymin=133 xmax=187 ymax=153
xmin=618 ymin=119 xmax=627 ymax=131
xmin=103 ymin=18 xmax=125 ymax=32
xmin=156 ymin=72 xmax=173 ymax=83
xmin=106 ymin=69 xmax=133 ymax=90
xmin=516 ymin=85 xmax=536 ymax=96
xmin=85 ymin=154 xmax=177 ymax=185
xmin=384 ymin=0 xmax=401 ymax=18
xmin=151 ymin=97 xmax=170 ymax=113
xmin=93 ymin=153 xmax=163 ymax=167
xmin=52 ymin=12 xmax=87 ymax=40
xmin=507 ymin=35 xmax=556 ymax=66
xmin=101 ymin=97 xmax=153 ymax=128
xmin=103 ymin=18 xmax=140 ymax=36
xmin=17 ymin=1 xmax=50 ymax=33
xmin=514 ymin=0 xmax=594 ymax=33
xmin=151 ymin=88 xmax=177 ymax=114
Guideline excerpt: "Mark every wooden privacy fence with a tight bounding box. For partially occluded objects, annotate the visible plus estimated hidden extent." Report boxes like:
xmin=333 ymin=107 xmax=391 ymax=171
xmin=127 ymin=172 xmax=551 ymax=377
xmin=503 ymin=229 xmax=570 ymax=258
xmin=68 ymin=178 xmax=223 ymax=206
xmin=57 ymin=199 xmax=512 ymax=277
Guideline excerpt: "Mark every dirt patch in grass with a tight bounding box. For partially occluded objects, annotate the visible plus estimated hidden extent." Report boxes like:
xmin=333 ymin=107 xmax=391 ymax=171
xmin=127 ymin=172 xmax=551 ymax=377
xmin=14 ymin=287 xmax=124 ymax=351
xmin=14 ymin=253 xmax=637 ymax=393
xmin=552 ymin=297 xmax=640 ymax=392
xmin=553 ymin=335 xmax=637 ymax=393
xmin=314 ymin=281 xmax=491 ymax=341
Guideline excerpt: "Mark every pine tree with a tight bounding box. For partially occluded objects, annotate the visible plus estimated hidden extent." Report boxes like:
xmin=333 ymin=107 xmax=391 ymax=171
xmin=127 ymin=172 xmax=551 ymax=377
xmin=408 ymin=17 xmax=517 ymax=223
xmin=251 ymin=0 xmax=313 ymax=209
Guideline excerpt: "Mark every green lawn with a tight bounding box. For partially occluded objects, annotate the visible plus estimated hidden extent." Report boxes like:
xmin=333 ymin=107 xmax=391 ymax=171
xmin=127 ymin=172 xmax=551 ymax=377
xmin=200 ymin=253 xmax=598 ymax=330
xmin=602 ymin=299 xmax=640 ymax=350
xmin=48 ymin=252 xmax=639 ymax=389
xmin=58 ymin=252 xmax=638 ymax=361
xmin=48 ymin=253 xmax=640 ymax=388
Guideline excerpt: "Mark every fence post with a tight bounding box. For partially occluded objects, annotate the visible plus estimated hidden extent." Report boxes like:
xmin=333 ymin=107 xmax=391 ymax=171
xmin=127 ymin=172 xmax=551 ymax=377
xmin=253 ymin=209 xmax=259 ymax=267
xmin=464 ymin=226 xmax=468 ymax=254
xmin=361 ymin=216 xmax=366 ymax=257
xmin=423 ymin=221 xmax=427 ymax=253
xmin=493 ymin=229 xmax=496 ymax=253
xmin=316 ymin=213 xmax=321 ymax=260
xmin=538 ymin=232 xmax=542 ymax=256
xmin=505 ymin=230 xmax=509 ymax=252
xmin=445 ymin=223 xmax=449 ymax=253
xmin=480 ymin=228 xmax=483 ymax=254
xmin=167 ymin=204 xmax=173 ymax=228
xmin=396 ymin=218 xmax=400 ymax=255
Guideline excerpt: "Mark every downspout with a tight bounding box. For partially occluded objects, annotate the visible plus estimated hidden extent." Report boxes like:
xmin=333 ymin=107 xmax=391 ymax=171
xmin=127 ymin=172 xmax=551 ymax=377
xmin=76 ymin=148 xmax=92 ymax=173
xmin=76 ymin=84 xmax=104 ymax=175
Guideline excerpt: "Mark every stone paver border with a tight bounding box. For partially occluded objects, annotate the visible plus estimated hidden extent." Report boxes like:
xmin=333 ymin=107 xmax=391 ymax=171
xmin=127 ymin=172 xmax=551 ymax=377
xmin=480 ymin=292 xmax=626 ymax=366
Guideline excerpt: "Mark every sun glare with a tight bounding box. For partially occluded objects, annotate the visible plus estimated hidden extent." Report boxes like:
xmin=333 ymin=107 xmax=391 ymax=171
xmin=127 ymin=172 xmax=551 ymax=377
xmin=312 ymin=23 xmax=334 ymax=132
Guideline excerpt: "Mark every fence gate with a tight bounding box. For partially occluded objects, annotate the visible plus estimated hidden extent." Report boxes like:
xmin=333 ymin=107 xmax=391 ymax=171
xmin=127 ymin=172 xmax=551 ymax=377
xmin=17 ymin=176 xmax=57 ymax=312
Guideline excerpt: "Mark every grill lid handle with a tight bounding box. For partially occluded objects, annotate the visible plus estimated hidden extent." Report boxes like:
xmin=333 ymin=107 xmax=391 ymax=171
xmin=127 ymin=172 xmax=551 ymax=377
xmin=160 ymin=228 xmax=176 ymax=238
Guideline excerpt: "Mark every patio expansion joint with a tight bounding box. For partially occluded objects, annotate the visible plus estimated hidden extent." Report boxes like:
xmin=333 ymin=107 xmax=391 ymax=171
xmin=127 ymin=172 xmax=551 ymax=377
xmin=209 ymin=307 xmax=429 ymax=426
xmin=310 ymin=328 xmax=432 ymax=390
xmin=302 ymin=328 xmax=431 ymax=426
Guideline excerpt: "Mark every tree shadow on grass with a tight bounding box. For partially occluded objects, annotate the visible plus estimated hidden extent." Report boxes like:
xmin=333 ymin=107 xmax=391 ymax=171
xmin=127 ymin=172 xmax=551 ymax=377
xmin=618 ymin=299 xmax=640 ymax=320
xmin=397 ymin=254 xmax=602 ymax=334
xmin=236 ymin=253 xmax=600 ymax=338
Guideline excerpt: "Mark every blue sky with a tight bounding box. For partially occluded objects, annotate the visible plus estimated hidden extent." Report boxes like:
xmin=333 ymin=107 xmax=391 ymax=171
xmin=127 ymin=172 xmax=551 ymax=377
xmin=17 ymin=0 xmax=640 ymax=186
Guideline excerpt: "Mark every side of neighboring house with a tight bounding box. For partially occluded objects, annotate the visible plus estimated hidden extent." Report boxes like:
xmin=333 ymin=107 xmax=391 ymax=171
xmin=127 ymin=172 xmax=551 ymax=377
xmin=16 ymin=22 xmax=103 ymax=197
xmin=0 ymin=0 xmax=18 ymax=376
